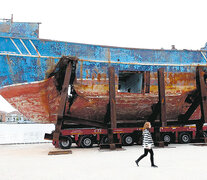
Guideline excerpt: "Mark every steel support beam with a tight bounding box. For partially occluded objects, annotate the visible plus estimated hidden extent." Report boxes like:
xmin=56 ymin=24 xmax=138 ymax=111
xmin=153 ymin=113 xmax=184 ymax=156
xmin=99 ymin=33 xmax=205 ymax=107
xmin=158 ymin=68 xmax=167 ymax=127
xmin=195 ymin=67 xmax=207 ymax=140
xmin=153 ymin=68 xmax=167 ymax=147
xmin=178 ymin=94 xmax=200 ymax=122
xmin=177 ymin=67 xmax=207 ymax=141
xmin=100 ymin=66 xmax=122 ymax=150
xmin=109 ymin=66 xmax=117 ymax=129
xmin=196 ymin=67 xmax=207 ymax=123
xmin=53 ymin=62 xmax=72 ymax=148
xmin=108 ymin=67 xmax=117 ymax=148
xmin=63 ymin=116 xmax=106 ymax=128
xmin=145 ymin=71 xmax=150 ymax=93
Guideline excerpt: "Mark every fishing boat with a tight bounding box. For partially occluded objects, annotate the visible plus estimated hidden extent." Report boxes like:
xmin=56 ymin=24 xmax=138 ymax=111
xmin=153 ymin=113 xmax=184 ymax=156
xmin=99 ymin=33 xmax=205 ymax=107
xmin=0 ymin=17 xmax=207 ymax=125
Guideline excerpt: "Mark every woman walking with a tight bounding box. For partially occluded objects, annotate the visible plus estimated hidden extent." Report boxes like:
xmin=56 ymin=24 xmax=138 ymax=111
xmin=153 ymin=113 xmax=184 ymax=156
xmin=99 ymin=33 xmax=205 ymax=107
xmin=135 ymin=122 xmax=158 ymax=167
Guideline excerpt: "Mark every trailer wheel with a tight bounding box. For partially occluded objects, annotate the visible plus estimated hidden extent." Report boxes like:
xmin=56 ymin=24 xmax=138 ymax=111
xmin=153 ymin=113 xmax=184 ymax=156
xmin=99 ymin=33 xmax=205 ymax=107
xmin=179 ymin=132 xmax=191 ymax=143
xmin=122 ymin=134 xmax=134 ymax=146
xmin=162 ymin=133 xmax=172 ymax=143
xmin=59 ymin=136 xmax=72 ymax=149
xmin=80 ymin=135 xmax=93 ymax=148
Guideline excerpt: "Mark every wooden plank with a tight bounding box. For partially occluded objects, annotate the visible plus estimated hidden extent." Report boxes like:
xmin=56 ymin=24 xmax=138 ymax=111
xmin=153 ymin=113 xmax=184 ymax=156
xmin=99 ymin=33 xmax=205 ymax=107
xmin=48 ymin=150 xmax=72 ymax=155
xmin=99 ymin=143 xmax=122 ymax=150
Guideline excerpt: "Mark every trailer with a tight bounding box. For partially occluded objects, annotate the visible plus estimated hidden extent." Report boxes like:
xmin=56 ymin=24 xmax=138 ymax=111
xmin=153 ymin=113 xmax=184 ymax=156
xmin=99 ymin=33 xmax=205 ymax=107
xmin=45 ymin=125 xmax=207 ymax=149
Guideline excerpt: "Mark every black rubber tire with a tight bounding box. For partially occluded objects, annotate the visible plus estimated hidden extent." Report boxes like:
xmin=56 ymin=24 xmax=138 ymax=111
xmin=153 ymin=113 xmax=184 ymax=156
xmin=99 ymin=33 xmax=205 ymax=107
xmin=59 ymin=136 xmax=72 ymax=149
xmin=80 ymin=135 xmax=94 ymax=148
xmin=122 ymin=134 xmax=134 ymax=146
xmin=162 ymin=133 xmax=172 ymax=143
xmin=179 ymin=132 xmax=191 ymax=143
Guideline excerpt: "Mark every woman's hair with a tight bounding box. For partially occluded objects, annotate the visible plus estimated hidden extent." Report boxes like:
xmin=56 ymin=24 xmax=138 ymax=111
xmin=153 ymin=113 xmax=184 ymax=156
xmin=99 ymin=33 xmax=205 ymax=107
xmin=143 ymin=122 xmax=151 ymax=130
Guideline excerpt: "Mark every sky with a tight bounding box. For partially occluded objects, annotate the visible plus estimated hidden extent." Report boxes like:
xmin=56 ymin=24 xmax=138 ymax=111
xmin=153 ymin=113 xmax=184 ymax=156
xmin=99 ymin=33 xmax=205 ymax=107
xmin=0 ymin=0 xmax=207 ymax=112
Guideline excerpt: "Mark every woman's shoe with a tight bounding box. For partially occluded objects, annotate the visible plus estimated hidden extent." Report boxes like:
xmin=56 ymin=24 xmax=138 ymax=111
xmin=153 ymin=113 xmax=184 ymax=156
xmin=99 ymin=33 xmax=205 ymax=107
xmin=151 ymin=165 xmax=158 ymax=168
xmin=135 ymin=160 xmax=139 ymax=166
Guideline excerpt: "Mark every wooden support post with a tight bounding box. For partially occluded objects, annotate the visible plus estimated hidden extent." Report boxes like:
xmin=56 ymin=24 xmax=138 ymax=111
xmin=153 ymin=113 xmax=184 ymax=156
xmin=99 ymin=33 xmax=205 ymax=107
xmin=53 ymin=62 xmax=72 ymax=148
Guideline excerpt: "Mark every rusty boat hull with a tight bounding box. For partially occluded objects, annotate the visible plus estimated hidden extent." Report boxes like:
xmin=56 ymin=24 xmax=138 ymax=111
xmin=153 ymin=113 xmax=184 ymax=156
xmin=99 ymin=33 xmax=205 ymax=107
xmin=0 ymin=18 xmax=206 ymax=125
xmin=0 ymin=57 xmax=203 ymax=124
xmin=0 ymin=77 xmax=60 ymax=123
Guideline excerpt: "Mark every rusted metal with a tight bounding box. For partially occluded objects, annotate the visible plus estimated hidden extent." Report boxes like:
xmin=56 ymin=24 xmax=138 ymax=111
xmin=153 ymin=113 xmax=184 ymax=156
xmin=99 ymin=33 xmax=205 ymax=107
xmin=53 ymin=61 xmax=73 ymax=148
xmin=1 ymin=19 xmax=207 ymax=91
xmin=108 ymin=67 xmax=117 ymax=129
xmin=145 ymin=71 xmax=150 ymax=93
xmin=147 ymin=68 xmax=166 ymax=145
xmin=99 ymin=67 xmax=122 ymax=149
xmin=2 ymin=18 xmax=207 ymax=149
xmin=175 ymin=67 xmax=207 ymax=138
xmin=0 ymin=17 xmax=40 ymax=38
xmin=0 ymin=59 xmax=204 ymax=127
xmin=195 ymin=67 xmax=207 ymax=140
xmin=195 ymin=122 xmax=204 ymax=139
xmin=178 ymin=91 xmax=200 ymax=122
xmin=158 ymin=68 xmax=167 ymax=127
xmin=148 ymin=103 xmax=160 ymax=125
xmin=108 ymin=67 xmax=118 ymax=149
xmin=148 ymin=68 xmax=166 ymax=128
xmin=0 ymin=20 xmax=207 ymax=130
xmin=196 ymin=67 xmax=207 ymax=123
xmin=63 ymin=116 xmax=106 ymax=128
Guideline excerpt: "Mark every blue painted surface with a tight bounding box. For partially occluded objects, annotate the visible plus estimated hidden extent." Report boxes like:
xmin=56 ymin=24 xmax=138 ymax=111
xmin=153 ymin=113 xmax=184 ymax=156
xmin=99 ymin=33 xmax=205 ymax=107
xmin=0 ymin=19 xmax=39 ymax=39
xmin=0 ymin=21 xmax=207 ymax=88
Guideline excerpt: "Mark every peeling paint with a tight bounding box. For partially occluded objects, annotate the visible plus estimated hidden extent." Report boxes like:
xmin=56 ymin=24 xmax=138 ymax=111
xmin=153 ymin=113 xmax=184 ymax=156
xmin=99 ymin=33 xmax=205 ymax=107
xmin=0 ymin=20 xmax=39 ymax=39
xmin=0 ymin=20 xmax=207 ymax=124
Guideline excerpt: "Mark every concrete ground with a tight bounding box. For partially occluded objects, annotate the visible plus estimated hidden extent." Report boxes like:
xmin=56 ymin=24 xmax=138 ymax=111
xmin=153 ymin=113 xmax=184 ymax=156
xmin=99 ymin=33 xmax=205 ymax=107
xmin=0 ymin=143 xmax=206 ymax=180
